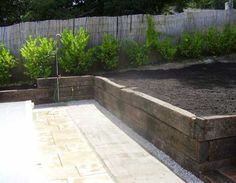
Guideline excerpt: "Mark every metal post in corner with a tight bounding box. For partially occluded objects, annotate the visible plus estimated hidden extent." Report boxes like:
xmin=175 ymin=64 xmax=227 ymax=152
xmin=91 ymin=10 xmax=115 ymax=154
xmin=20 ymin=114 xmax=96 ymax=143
xmin=56 ymin=34 xmax=61 ymax=103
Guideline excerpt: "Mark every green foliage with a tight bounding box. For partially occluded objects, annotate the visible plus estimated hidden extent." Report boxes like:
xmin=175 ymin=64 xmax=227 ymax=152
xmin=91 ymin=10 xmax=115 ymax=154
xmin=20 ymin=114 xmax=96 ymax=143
xmin=0 ymin=44 xmax=16 ymax=84
xmin=179 ymin=32 xmax=204 ymax=58
xmin=204 ymin=27 xmax=225 ymax=56
xmin=188 ymin=0 xmax=233 ymax=9
xmin=175 ymin=0 xmax=189 ymax=12
xmin=123 ymin=40 xmax=149 ymax=67
xmin=97 ymin=33 xmax=119 ymax=70
xmin=146 ymin=15 xmax=159 ymax=50
xmin=20 ymin=36 xmax=56 ymax=80
xmin=60 ymin=28 xmax=93 ymax=74
xmin=221 ymin=24 xmax=236 ymax=53
xmin=178 ymin=25 xmax=236 ymax=58
xmin=0 ymin=0 xmax=29 ymax=26
xmin=3 ymin=0 xmax=236 ymax=26
xmin=2 ymin=0 xmax=189 ymax=26
xmin=158 ymin=39 xmax=177 ymax=61
xmin=146 ymin=16 xmax=177 ymax=61
xmin=145 ymin=16 xmax=177 ymax=61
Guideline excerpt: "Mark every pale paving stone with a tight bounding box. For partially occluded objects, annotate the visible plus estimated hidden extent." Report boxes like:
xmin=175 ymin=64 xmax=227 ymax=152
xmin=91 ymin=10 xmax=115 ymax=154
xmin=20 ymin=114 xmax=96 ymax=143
xmin=95 ymin=144 xmax=149 ymax=157
xmin=68 ymin=174 xmax=114 ymax=183
xmin=33 ymin=107 xmax=113 ymax=182
xmin=38 ymin=153 xmax=62 ymax=168
xmin=38 ymin=135 xmax=54 ymax=143
xmin=52 ymin=133 xmax=82 ymax=142
xmin=59 ymin=151 xmax=99 ymax=167
xmin=39 ymin=144 xmax=67 ymax=154
xmin=65 ymin=143 xmax=91 ymax=152
xmin=36 ymin=124 xmax=60 ymax=133
xmin=54 ymin=137 xmax=84 ymax=146
xmin=41 ymin=166 xmax=79 ymax=180
xmin=116 ymin=175 xmax=183 ymax=183
xmin=47 ymin=180 xmax=68 ymax=183
xmin=53 ymin=129 xmax=81 ymax=134
xmin=38 ymin=130 xmax=52 ymax=137
xmin=76 ymin=162 xmax=106 ymax=176
xmin=67 ymin=100 xmax=185 ymax=183
xmin=58 ymin=123 xmax=78 ymax=131
xmin=33 ymin=100 xmax=190 ymax=183
xmin=38 ymin=139 xmax=56 ymax=146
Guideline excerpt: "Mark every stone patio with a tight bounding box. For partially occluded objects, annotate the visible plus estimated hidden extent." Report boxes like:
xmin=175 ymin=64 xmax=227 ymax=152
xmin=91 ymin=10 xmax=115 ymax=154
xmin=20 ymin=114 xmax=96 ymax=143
xmin=33 ymin=100 xmax=188 ymax=183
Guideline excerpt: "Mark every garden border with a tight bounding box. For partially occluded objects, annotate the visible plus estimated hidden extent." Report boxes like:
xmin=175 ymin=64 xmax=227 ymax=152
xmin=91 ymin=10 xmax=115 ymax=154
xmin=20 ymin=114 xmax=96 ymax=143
xmin=0 ymin=75 xmax=235 ymax=180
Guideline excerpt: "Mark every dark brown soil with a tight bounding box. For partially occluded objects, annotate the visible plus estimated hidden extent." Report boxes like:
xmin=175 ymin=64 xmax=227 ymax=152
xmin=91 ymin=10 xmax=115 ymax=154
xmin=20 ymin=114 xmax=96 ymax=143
xmin=104 ymin=62 xmax=236 ymax=116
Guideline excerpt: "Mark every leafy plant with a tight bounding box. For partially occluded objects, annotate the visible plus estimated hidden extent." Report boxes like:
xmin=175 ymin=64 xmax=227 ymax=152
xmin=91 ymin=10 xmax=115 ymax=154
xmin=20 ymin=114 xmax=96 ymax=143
xmin=20 ymin=36 xmax=56 ymax=80
xmin=204 ymin=27 xmax=224 ymax=56
xmin=158 ymin=38 xmax=177 ymax=61
xmin=222 ymin=24 xmax=236 ymax=53
xmin=146 ymin=16 xmax=176 ymax=61
xmin=0 ymin=44 xmax=16 ymax=84
xmin=60 ymin=28 xmax=93 ymax=74
xmin=123 ymin=39 xmax=149 ymax=66
xmin=97 ymin=33 xmax=119 ymax=70
xmin=179 ymin=32 xmax=204 ymax=58
xmin=146 ymin=15 xmax=159 ymax=50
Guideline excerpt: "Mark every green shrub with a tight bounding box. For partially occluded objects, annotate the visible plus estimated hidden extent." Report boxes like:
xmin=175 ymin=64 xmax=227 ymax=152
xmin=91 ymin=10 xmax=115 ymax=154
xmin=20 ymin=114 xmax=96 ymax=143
xmin=205 ymin=27 xmax=224 ymax=56
xmin=146 ymin=16 xmax=176 ymax=61
xmin=222 ymin=24 xmax=236 ymax=53
xmin=20 ymin=36 xmax=56 ymax=80
xmin=97 ymin=33 xmax=119 ymax=70
xmin=0 ymin=44 xmax=16 ymax=84
xmin=146 ymin=15 xmax=159 ymax=50
xmin=179 ymin=32 xmax=204 ymax=58
xmin=123 ymin=40 xmax=149 ymax=66
xmin=158 ymin=38 xmax=177 ymax=61
xmin=60 ymin=28 xmax=93 ymax=74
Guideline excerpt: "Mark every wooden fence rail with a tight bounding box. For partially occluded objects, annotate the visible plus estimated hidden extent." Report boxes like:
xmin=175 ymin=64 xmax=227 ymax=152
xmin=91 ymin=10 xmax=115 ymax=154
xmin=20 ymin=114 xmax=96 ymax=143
xmin=1 ymin=9 xmax=236 ymax=55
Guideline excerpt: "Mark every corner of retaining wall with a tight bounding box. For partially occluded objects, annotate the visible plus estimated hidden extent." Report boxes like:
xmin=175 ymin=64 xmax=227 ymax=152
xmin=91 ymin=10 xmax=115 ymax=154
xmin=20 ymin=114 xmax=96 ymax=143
xmin=93 ymin=76 xmax=236 ymax=180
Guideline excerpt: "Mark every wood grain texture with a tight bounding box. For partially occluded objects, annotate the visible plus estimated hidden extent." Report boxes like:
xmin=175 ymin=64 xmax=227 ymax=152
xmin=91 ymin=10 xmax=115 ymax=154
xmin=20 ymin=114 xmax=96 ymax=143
xmin=1 ymin=10 xmax=236 ymax=55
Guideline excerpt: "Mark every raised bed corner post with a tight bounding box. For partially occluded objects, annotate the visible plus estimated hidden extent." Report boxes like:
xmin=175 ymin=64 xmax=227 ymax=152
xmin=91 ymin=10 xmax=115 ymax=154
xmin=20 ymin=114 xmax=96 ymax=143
xmin=55 ymin=34 xmax=62 ymax=103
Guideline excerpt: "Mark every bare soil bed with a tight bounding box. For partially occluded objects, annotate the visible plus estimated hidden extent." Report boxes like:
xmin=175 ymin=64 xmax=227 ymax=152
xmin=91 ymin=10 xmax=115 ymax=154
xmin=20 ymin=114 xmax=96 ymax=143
xmin=104 ymin=61 xmax=236 ymax=116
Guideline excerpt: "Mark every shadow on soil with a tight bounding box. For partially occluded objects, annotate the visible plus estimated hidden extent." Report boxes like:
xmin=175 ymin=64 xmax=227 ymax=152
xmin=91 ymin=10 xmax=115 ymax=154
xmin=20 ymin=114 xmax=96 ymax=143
xmin=104 ymin=62 xmax=236 ymax=116
xmin=106 ymin=62 xmax=236 ymax=90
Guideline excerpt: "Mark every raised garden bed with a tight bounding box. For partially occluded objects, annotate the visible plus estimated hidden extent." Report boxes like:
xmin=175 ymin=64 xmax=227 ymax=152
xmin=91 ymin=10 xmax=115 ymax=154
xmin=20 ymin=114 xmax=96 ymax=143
xmin=94 ymin=74 xmax=236 ymax=181
xmin=0 ymin=62 xmax=235 ymax=182
xmin=104 ymin=61 xmax=236 ymax=116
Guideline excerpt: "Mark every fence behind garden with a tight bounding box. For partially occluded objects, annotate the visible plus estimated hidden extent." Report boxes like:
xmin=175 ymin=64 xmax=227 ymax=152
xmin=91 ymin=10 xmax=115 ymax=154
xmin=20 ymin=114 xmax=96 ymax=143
xmin=1 ymin=9 xmax=236 ymax=55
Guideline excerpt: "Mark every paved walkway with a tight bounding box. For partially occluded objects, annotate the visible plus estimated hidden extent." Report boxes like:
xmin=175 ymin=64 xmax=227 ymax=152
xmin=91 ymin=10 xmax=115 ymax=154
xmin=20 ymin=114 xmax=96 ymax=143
xmin=33 ymin=100 xmax=186 ymax=183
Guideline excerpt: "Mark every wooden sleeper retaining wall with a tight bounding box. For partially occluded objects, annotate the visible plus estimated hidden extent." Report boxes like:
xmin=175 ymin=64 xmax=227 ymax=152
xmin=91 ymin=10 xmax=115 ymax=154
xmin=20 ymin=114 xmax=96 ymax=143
xmin=0 ymin=76 xmax=94 ymax=104
xmin=0 ymin=75 xmax=235 ymax=180
xmin=94 ymin=76 xmax=236 ymax=179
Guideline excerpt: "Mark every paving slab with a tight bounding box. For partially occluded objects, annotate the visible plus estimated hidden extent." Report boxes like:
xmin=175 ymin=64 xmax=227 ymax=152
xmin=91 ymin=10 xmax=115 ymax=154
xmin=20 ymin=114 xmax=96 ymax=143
xmin=34 ymin=103 xmax=114 ymax=183
xmin=1 ymin=100 xmax=201 ymax=182
xmin=35 ymin=100 xmax=198 ymax=182
xmin=66 ymin=100 xmax=186 ymax=183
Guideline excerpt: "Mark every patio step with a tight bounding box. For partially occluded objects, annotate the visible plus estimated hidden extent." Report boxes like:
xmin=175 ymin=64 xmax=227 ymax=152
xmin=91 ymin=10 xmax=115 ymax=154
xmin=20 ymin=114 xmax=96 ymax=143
xmin=204 ymin=166 xmax=236 ymax=183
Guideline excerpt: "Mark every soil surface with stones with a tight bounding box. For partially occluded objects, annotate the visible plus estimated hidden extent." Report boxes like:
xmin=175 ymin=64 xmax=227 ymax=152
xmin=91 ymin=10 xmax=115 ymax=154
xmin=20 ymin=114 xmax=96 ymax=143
xmin=104 ymin=61 xmax=236 ymax=116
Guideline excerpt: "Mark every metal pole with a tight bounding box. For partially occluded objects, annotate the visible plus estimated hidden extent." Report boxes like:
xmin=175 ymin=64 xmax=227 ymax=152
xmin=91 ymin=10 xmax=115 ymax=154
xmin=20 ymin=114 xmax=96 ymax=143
xmin=56 ymin=34 xmax=61 ymax=102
